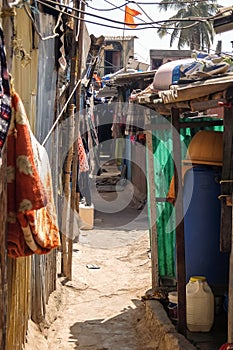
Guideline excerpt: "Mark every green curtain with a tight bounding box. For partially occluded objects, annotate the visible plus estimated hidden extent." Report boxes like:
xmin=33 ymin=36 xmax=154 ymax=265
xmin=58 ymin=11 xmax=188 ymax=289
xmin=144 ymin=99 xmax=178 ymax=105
xmin=146 ymin=112 xmax=223 ymax=278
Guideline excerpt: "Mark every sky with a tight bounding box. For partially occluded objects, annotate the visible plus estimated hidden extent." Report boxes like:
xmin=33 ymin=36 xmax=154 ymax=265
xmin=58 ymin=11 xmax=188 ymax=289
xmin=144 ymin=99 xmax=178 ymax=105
xmin=85 ymin=0 xmax=233 ymax=64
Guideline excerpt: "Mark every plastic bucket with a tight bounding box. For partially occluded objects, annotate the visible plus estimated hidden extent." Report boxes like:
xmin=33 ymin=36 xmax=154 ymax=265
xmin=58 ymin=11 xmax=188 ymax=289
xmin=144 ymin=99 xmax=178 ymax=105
xmin=168 ymin=291 xmax=178 ymax=322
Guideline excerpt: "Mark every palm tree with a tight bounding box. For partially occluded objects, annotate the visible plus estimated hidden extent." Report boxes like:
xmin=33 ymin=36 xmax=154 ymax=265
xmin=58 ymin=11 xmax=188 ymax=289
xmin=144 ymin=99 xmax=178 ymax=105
xmin=157 ymin=0 xmax=219 ymax=51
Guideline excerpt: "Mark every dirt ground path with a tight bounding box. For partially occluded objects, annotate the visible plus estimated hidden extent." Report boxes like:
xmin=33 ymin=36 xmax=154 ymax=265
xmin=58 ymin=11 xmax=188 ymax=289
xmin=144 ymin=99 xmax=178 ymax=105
xmin=24 ymin=163 xmax=156 ymax=350
xmin=44 ymin=228 xmax=153 ymax=350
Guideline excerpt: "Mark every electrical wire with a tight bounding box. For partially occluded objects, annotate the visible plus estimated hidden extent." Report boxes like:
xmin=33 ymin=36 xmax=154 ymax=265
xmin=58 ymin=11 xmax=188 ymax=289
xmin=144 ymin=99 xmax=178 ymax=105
xmin=86 ymin=1 xmax=127 ymax=11
xmin=127 ymin=0 xmax=219 ymax=4
xmin=103 ymin=0 xmax=226 ymax=23
xmin=86 ymin=0 xmax=219 ymax=8
xmin=34 ymin=0 xmax=228 ymax=27
xmin=34 ymin=0 xmax=205 ymax=31
xmin=42 ymin=79 xmax=81 ymax=146
xmin=34 ymin=1 xmax=159 ymax=30
xmin=136 ymin=1 xmax=199 ymax=30
xmin=24 ymin=3 xmax=64 ymax=40
xmin=18 ymin=0 xmax=233 ymax=57
xmin=103 ymin=0 xmax=160 ymax=32
xmin=102 ymin=0 xmax=231 ymax=56
xmin=103 ymin=0 xmax=210 ymax=31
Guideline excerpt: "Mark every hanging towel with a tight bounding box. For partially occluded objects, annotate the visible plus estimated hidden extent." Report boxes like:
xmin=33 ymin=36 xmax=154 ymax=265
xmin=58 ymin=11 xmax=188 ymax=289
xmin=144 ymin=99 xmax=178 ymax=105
xmin=0 ymin=27 xmax=11 ymax=154
xmin=7 ymin=92 xmax=60 ymax=258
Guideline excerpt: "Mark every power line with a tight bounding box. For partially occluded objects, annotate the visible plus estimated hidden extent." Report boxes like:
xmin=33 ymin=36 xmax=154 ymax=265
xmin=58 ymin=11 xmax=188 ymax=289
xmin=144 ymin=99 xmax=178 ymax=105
xmin=103 ymin=0 xmax=159 ymax=30
xmin=86 ymin=2 xmax=127 ymax=11
xmin=34 ymin=0 xmax=227 ymax=26
xmin=18 ymin=0 xmax=233 ymax=57
xmin=33 ymin=1 xmax=171 ymax=30
xmin=129 ymin=0 xmax=219 ymax=4
xmin=102 ymin=0 xmax=231 ymax=54
xmin=87 ymin=0 xmax=219 ymax=8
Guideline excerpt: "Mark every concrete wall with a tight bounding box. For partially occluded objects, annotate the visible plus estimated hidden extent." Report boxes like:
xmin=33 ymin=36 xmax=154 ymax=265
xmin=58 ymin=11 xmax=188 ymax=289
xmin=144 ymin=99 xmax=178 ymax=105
xmin=145 ymin=300 xmax=197 ymax=350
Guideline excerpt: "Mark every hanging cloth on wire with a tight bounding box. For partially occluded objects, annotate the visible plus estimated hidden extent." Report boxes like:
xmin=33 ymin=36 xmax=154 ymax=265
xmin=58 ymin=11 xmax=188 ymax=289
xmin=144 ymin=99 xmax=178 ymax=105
xmin=0 ymin=26 xmax=11 ymax=154
xmin=7 ymin=92 xmax=60 ymax=258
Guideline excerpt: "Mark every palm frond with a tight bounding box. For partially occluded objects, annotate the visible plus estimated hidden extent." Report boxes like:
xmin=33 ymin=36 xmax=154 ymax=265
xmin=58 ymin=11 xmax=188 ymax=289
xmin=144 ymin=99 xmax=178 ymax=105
xmin=157 ymin=0 xmax=218 ymax=51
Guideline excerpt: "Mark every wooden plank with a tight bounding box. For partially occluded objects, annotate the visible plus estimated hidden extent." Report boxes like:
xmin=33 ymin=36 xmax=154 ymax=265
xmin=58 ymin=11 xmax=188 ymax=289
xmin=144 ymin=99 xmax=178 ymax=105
xmin=171 ymin=107 xmax=187 ymax=336
xmin=146 ymin=119 xmax=223 ymax=131
xmin=190 ymin=98 xmax=226 ymax=111
xmin=178 ymin=120 xmax=223 ymax=129
xmin=31 ymin=255 xmax=43 ymax=324
xmin=220 ymin=106 xmax=233 ymax=252
xmin=146 ymin=131 xmax=159 ymax=289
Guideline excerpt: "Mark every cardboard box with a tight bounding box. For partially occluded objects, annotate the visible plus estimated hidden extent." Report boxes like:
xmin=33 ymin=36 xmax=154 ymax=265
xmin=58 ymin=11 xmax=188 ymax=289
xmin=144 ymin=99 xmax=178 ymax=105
xmin=79 ymin=203 xmax=94 ymax=230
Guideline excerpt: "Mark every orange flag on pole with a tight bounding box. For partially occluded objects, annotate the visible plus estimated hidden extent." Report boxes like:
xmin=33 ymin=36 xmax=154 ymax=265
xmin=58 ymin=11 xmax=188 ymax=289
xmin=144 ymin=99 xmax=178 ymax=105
xmin=124 ymin=5 xmax=141 ymax=28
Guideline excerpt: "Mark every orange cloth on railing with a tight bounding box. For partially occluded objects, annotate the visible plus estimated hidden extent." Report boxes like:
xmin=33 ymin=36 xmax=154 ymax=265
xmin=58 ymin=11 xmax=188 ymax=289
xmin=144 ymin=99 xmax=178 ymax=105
xmin=167 ymin=165 xmax=193 ymax=204
xmin=7 ymin=92 xmax=60 ymax=258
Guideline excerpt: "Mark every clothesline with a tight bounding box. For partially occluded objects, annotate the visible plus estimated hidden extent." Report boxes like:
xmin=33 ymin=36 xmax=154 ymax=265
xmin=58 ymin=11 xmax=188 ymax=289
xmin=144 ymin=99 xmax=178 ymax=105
xmin=42 ymin=79 xmax=81 ymax=146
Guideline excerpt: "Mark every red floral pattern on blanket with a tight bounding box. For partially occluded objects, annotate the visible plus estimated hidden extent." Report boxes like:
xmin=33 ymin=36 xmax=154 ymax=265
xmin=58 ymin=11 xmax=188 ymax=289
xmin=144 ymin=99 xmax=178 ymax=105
xmin=7 ymin=92 xmax=60 ymax=258
xmin=219 ymin=344 xmax=233 ymax=350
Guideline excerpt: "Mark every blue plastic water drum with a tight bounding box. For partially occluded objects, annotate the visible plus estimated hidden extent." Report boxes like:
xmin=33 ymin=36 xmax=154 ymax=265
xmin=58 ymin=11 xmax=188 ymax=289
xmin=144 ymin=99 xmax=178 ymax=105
xmin=183 ymin=166 xmax=229 ymax=287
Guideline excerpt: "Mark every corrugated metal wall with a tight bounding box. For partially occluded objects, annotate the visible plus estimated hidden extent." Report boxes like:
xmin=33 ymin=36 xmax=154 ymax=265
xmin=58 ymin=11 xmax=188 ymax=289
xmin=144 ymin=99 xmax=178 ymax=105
xmin=1 ymin=8 xmax=60 ymax=350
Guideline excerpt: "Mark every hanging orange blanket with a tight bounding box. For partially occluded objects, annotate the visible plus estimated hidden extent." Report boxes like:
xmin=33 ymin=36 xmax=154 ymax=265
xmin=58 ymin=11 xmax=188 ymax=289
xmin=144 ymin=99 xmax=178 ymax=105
xmin=7 ymin=92 xmax=60 ymax=258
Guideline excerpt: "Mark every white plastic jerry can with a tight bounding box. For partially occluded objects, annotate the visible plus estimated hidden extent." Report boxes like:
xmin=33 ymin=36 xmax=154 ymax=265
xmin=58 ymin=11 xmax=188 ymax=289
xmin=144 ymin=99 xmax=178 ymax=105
xmin=186 ymin=276 xmax=214 ymax=332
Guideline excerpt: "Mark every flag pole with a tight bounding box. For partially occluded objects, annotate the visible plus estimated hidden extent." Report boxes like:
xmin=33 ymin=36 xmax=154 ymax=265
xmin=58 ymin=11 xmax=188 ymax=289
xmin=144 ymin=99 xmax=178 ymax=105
xmin=123 ymin=23 xmax=127 ymax=72
xmin=123 ymin=5 xmax=128 ymax=72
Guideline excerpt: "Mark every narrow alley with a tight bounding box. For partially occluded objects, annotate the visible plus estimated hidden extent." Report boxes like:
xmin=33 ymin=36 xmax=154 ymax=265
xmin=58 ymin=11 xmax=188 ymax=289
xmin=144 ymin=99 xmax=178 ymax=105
xmin=24 ymin=163 xmax=156 ymax=350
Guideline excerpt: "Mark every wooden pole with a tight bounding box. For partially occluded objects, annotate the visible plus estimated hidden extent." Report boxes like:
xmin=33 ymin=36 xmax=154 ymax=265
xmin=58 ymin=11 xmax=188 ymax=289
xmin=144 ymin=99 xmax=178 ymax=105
xmin=66 ymin=104 xmax=75 ymax=280
xmin=228 ymin=196 xmax=233 ymax=343
xmin=146 ymin=131 xmax=159 ymax=289
xmin=220 ymin=106 xmax=233 ymax=252
xmin=0 ymin=150 xmax=7 ymax=350
xmin=171 ymin=107 xmax=187 ymax=336
xmin=61 ymin=105 xmax=75 ymax=277
xmin=74 ymin=0 xmax=85 ymax=211
xmin=221 ymin=106 xmax=233 ymax=342
xmin=66 ymin=0 xmax=85 ymax=280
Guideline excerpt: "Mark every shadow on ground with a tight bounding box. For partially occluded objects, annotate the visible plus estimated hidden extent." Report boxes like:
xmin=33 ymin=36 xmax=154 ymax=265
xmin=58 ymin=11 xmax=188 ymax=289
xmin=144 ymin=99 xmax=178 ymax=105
xmin=67 ymin=299 xmax=152 ymax=350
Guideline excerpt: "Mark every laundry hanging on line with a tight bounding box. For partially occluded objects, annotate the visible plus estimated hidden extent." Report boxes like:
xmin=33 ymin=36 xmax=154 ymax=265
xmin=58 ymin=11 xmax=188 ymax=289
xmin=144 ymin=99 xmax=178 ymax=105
xmin=7 ymin=92 xmax=60 ymax=258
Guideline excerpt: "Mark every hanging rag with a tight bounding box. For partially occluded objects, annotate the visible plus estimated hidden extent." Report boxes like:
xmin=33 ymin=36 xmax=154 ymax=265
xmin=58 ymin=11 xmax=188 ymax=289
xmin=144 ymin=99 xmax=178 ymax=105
xmin=166 ymin=165 xmax=193 ymax=204
xmin=7 ymin=92 xmax=60 ymax=258
xmin=0 ymin=26 xmax=12 ymax=154
xmin=78 ymin=136 xmax=89 ymax=173
xmin=77 ymin=136 xmax=92 ymax=206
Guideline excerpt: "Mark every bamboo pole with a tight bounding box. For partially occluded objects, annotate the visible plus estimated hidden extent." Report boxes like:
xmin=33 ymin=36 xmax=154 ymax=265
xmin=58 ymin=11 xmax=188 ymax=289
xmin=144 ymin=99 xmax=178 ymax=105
xmin=61 ymin=105 xmax=75 ymax=277
xmin=66 ymin=0 xmax=85 ymax=280
xmin=66 ymin=104 xmax=75 ymax=280
xmin=66 ymin=0 xmax=86 ymax=280
xmin=74 ymin=0 xmax=85 ymax=202
xmin=146 ymin=131 xmax=159 ymax=290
